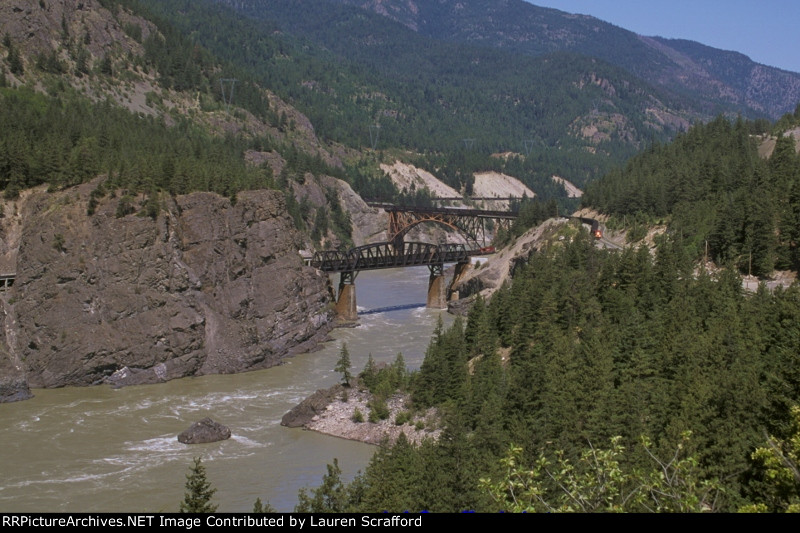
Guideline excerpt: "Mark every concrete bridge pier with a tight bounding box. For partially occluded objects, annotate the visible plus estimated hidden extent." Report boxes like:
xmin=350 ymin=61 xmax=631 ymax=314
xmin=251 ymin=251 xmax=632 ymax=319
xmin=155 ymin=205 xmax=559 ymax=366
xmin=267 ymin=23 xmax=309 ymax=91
xmin=447 ymin=261 xmax=471 ymax=301
xmin=335 ymin=271 xmax=358 ymax=322
xmin=427 ymin=263 xmax=447 ymax=309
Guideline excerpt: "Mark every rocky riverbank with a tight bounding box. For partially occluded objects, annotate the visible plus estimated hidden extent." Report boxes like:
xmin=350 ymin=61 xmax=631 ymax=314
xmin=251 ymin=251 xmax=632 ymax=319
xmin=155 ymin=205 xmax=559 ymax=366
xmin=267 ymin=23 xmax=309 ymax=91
xmin=282 ymin=383 xmax=441 ymax=446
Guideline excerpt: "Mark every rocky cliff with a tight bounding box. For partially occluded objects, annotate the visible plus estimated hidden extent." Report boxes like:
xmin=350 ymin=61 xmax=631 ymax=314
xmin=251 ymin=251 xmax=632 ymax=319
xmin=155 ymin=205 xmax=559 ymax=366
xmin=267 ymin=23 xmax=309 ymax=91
xmin=448 ymin=217 xmax=572 ymax=314
xmin=0 ymin=182 xmax=336 ymax=401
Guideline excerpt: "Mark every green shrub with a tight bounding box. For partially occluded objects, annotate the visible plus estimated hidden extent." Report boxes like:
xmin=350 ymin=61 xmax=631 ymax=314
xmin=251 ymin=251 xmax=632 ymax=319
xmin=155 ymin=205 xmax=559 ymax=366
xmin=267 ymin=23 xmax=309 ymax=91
xmin=368 ymin=398 xmax=389 ymax=422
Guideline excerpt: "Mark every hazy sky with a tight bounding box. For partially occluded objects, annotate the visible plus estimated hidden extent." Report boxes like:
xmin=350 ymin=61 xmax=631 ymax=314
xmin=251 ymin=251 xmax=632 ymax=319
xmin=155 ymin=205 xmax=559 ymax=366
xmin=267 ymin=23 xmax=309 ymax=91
xmin=527 ymin=1 xmax=800 ymax=73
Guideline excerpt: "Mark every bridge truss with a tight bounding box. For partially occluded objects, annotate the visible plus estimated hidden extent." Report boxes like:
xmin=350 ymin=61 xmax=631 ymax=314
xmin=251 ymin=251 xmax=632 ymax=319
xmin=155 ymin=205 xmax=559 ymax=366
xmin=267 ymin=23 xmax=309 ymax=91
xmin=376 ymin=204 xmax=517 ymax=248
xmin=311 ymin=241 xmax=471 ymax=319
xmin=311 ymin=241 xmax=469 ymax=275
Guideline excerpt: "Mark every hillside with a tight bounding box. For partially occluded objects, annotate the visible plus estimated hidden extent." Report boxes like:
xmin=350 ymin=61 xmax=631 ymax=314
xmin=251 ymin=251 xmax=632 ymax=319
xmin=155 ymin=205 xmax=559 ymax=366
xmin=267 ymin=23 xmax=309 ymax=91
xmin=336 ymin=0 xmax=800 ymax=119
xmin=288 ymin=217 xmax=800 ymax=512
xmin=473 ymin=172 xmax=535 ymax=199
xmin=380 ymin=161 xmax=461 ymax=199
xmin=140 ymin=0 xmax=704 ymax=189
xmin=8 ymin=0 xmax=795 ymax=198
xmin=759 ymin=126 xmax=800 ymax=158
xmin=647 ymin=37 xmax=800 ymax=118
xmin=0 ymin=0 xmax=339 ymax=159
xmin=182 ymin=0 xmax=800 ymax=195
xmin=0 ymin=0 xmax=380 ymax=243
xmin=0 ymin=0 xmax=387 ymax=401
xmin=583 ymin=111 xmax=800 ymax=277
xmin=552 ymin=176 xmax=582 ymax=198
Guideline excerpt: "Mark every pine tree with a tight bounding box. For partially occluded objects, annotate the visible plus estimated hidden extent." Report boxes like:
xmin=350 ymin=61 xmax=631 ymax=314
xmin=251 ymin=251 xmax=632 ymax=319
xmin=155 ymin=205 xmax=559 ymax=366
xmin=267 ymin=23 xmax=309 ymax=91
xmin=179 ymin=457 xmax=218 ymax=513
xmin=335 ymin=342 xmax=352 ymax=387
xmin=361 ymin=353 xmax=377 ymax=391
xmin=295 ymin=458 xmax=352 ymax=512
xmin=390 ymin=352 xmax=407 ymax=390
xmin=253 ymin=497 xmax=277 ymax=513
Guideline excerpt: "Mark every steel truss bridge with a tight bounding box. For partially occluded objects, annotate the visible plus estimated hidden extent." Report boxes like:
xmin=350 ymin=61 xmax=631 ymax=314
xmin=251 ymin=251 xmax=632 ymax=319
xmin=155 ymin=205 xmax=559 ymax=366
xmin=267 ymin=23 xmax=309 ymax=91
xmin=311 ymin=241 xmax=469 ymax=277
xmin=366 ymin=203 xmax=518 ymax=248
xmin=311 ymin=203 xmax=519 ymax=320
xmin=311 ymin=240 xmax=472 ymax=321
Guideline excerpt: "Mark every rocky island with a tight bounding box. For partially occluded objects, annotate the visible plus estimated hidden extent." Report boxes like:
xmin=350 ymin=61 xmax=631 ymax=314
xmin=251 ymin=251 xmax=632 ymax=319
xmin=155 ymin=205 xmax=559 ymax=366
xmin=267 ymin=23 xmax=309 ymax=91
xmin=282 ymin=382 xmax=441 ymax=446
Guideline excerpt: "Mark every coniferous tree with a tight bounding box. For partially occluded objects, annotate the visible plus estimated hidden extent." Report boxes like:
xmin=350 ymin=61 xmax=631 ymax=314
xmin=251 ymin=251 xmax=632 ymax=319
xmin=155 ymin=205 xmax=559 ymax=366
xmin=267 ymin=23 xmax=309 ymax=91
xmin=179 ymin=457 xmax=218 ymax=513
xmin=252 ymin=497 xmax=277 ymax=513
xmin=335 ymin=343 xmax=353 ymax=387
xmin=295 ymin=459 xmax=353 ymax=512
xmin=360 ymin=353 xmax=377 ymax=391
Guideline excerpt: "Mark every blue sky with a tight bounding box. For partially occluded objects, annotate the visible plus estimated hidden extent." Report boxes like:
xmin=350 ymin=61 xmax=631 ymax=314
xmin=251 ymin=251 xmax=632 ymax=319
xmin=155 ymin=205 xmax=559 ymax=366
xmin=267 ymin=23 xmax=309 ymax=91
xmin=527 ymin=1 xmax=800 ymax=73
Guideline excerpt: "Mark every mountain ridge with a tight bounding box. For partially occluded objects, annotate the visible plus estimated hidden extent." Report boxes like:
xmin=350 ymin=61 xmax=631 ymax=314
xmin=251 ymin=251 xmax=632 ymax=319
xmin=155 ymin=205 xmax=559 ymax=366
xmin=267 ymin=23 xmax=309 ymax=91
xmin=331 ymin=0 xmax=800 ymax=119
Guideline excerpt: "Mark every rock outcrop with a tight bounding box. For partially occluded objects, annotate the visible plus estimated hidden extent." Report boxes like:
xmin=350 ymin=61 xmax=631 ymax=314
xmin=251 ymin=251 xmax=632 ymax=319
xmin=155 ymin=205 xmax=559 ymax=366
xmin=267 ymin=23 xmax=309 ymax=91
xmin=0 ymin=339 xmax=32 ymax=403
xmin=0 ymin=181 xmax=336 ymax=400
xmin=0 ymin=0 xmax=155 ymax=65
xmin=320 ymin=175 xmax=387 ymax=245
xmin=281 ymin=384 xmax=346 ymax=428
xmin=448 ymin=217 xmax=571 ymax=312
xmin=178 ymin=417 xmax=232 ymax=444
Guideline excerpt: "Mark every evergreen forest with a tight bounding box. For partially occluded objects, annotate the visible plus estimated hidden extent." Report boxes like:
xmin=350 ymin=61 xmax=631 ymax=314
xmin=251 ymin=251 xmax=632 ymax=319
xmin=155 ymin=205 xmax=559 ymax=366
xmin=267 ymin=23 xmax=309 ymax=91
xmin=124 ymin=0 xmax=682 ymax=189
xmin=0 ymin=87 xmax=276 ymax=201
xmin=288 ymin=113 xmax=800 ymax=513
xmin=291 ymin=229 xmax=800 ymax=512
xmin=584 ymin=107 xmax=800 ymax=275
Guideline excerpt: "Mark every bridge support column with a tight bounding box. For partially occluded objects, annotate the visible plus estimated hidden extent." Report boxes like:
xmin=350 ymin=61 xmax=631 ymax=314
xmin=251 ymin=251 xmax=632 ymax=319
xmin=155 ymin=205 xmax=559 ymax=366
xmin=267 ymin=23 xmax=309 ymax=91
xmin=427 ymin=263 xmax=447 ymax=309
xmin=447 ymin=261 xmax=471 ymax=301
xmin=335 ymin=271 xmax=358 ymax=322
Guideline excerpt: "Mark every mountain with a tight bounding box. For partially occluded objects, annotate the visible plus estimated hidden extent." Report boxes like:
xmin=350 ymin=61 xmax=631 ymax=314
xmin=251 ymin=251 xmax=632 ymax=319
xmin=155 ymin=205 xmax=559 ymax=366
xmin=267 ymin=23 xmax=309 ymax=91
xmin=0 ymin=0 xmax=375 ymax=401
xmin=127 ymin=0 xmax=706 ymax=190
xmin=332 ymin=0 xmax=800 ymax=119
xmin=5 ymin=0 xmax=795 ymax=191
xmin=646 ymin=37 xmax=800 ymax=118
xmin=173 ymin=0 xmax=798 ymax=190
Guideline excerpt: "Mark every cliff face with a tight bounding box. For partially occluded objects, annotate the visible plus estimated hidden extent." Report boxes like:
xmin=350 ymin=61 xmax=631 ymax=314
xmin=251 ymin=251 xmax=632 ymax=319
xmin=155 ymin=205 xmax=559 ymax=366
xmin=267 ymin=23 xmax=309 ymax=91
xmin=0 ymin=0 xmax=154 ymax=63
xmin=319 ymin=175 xmax=387 ymax=246
xmin=0 ymin=183 xmax=335 ymax=401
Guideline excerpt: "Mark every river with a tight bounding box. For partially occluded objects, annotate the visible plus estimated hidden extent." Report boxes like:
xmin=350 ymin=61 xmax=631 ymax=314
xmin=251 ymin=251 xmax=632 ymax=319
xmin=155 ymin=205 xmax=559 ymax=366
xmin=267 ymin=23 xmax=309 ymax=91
xmin=0 ymin=267 xmax=456 ymax=513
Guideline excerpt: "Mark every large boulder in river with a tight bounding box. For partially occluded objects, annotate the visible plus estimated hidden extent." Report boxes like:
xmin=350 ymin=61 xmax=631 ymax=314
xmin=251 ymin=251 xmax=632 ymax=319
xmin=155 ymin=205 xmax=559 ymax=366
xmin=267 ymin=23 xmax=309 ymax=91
xmin=178 ymin=418 xmax=232 ymax=444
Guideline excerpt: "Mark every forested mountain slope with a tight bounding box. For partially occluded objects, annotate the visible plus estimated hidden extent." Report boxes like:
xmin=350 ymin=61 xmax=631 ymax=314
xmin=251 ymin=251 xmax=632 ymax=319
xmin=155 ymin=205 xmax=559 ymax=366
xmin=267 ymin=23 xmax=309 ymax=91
xmin=286 ymin=112 xmax=800 ymax=510
xmin=194 ymin=0 xmax=800 ymax=192
xmin=333 ymin=0 xmax=800 ymax=119
xmin=0 ymin=0 xmax=371 ymax=243
xmin=290 ymin=229 xmax=800 ymax=512
xmin=584 ymin=109 xmax=800 ymax=277
xmin=143 ymin=0 xmax=707 ymax=189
